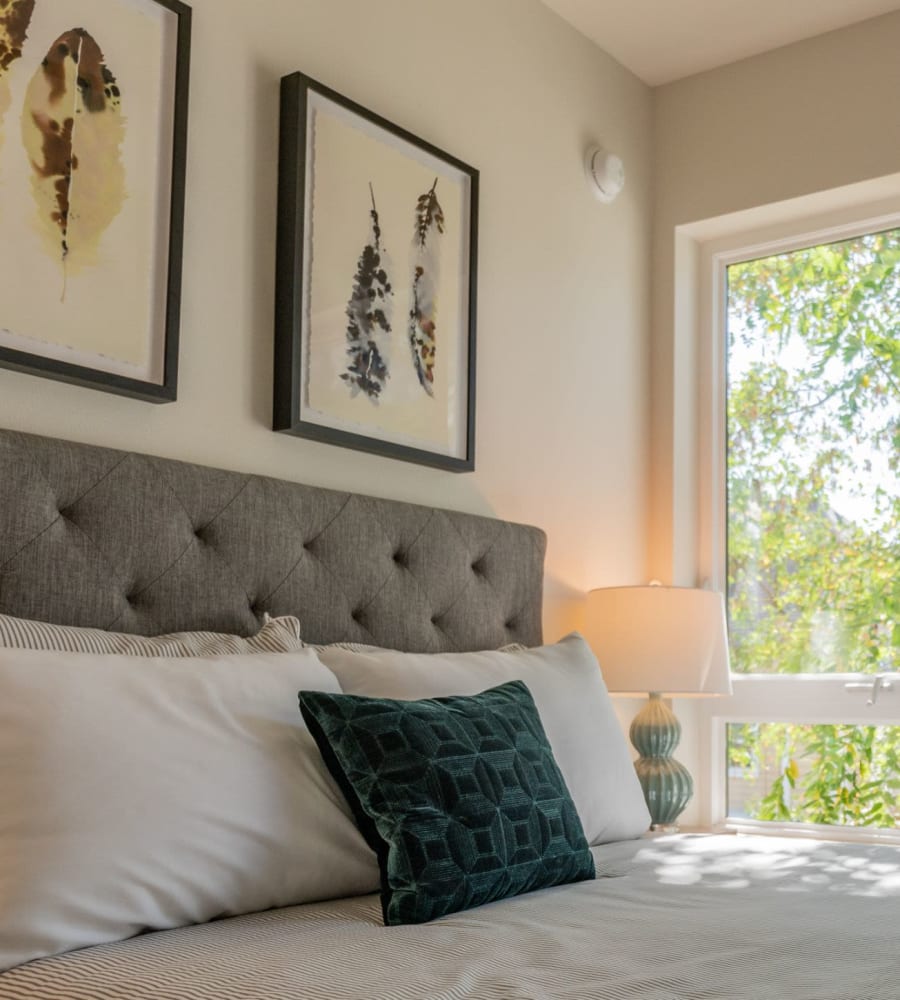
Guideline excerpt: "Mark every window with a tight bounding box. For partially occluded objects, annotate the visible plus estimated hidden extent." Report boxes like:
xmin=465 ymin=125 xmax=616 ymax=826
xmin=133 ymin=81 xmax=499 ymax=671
xmin=702 ymin=220 xmax=900 ymax=839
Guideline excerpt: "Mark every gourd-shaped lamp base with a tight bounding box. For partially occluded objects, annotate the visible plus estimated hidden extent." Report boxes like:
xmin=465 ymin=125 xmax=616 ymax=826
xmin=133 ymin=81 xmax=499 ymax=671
xmin=629 ymin=693 xmax=693 ymax=829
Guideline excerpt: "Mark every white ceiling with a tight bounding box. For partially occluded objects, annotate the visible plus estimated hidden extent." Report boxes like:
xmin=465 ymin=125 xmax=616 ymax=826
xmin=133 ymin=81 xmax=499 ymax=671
xmin=541 ymin=0 xmax=900 ymax=85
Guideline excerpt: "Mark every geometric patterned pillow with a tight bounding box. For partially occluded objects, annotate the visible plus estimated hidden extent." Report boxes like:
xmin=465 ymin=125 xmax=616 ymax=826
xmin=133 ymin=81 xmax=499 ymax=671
xmin=0 ymin=612 xmax=305 ymax=656
xmin=299 ymin=680 xmax=595 ymax=926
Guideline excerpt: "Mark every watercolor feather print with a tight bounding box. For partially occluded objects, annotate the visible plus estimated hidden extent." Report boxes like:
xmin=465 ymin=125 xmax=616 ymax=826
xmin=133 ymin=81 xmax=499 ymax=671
xmin=0 ymin=0 xmax=34 ymax=75
xmin=0 ymin=0 xmax=35 ymax=170
xmin=342 ymin=183 xmax=394 ymax=402
xmin=21 ymin=26 xmax=126 ymax=294
xmin=408 ymin=177 xmax=444 ymax=396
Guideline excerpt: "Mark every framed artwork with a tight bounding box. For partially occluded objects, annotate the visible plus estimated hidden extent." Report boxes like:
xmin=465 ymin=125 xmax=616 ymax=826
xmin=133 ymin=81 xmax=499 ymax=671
xmin=0 ymin=0 xmax=191 ymax=402
xmin=274 ymin=72 xmax=478 ymax=472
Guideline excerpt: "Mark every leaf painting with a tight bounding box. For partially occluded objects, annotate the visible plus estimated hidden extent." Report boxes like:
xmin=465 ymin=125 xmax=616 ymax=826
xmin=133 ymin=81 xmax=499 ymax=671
xmin=0 ymin=0 xmax=35 ymax=161
xmin=342 ymin=183 xmax=393 ymax=402
xmin=408 ymin=177 xmax=444 ymax=396
xmin=21 ymin=27 xmax=126 ymax=284
xmin=0 ymin=0 xmax=34 ymax=76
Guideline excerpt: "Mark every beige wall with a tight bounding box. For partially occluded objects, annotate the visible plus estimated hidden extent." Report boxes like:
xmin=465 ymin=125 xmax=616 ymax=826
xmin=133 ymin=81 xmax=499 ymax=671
xmin=0 ymin=0 xmax=653 ymax=641
xmin=650 ymin=11 xmax=900 ymax=586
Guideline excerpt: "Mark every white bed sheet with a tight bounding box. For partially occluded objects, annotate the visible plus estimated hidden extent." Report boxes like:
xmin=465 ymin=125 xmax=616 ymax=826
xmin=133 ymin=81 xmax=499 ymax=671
xmin=1 ymin=834 xmax=898 ymax=1000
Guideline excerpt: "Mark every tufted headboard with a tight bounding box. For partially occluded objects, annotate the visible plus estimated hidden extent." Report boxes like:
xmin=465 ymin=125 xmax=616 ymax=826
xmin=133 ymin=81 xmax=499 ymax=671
xmin=0 ymin=430 xmax=545 ymax=652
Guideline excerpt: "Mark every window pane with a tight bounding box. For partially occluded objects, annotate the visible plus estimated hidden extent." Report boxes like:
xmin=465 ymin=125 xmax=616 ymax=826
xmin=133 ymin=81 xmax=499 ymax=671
xmin=727 ymin=722 xmax=900 ymax=829
xmin=726 ymin=230 xmax=900 ymax=675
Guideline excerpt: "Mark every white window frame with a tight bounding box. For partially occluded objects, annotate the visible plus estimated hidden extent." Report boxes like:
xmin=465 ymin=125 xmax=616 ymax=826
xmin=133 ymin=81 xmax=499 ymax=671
xmin=679 ymin=183 xmax=900 ymax=843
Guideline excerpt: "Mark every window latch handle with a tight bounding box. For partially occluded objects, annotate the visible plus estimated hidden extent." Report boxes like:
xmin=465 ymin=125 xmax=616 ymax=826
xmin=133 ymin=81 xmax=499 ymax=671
xmin=843 ymin=675 xmax=893 ymax=706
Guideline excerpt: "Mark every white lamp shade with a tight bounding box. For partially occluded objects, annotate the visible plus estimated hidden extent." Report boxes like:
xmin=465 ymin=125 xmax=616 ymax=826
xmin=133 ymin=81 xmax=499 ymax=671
xmin=583 ymin=586 xmax=732 ymax=697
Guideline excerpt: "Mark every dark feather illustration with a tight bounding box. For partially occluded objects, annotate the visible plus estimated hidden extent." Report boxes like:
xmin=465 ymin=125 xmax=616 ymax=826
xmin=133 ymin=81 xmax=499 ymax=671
xmin=0 ymin=0 xmax=34 ymax=76
xmin=342 ymin=183 xmax=394 ymax=402
xmin=21 ymin=27 xmax=126 ymax=284
xmin=408 ymin=177 xmax=444 ymax=396
xmin=0 ymin=0 xmax=35 ymax=173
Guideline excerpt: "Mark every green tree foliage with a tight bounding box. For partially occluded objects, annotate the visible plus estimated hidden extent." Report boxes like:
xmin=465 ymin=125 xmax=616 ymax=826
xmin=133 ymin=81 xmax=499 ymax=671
xmin=729 ymin=722 xmax=900 ymax=827
xmin=726 ymin=229 xmax=900 ymax=828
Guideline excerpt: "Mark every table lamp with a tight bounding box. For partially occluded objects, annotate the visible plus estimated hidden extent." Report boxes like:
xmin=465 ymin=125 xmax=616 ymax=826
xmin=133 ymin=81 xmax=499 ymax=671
xmin=583 ymin=585 xmax=732 ymax=829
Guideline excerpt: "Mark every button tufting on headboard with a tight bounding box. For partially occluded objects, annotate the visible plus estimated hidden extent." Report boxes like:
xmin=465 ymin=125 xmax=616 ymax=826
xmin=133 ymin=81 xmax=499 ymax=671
xmin=0 ymin=430 xmax=546 ymax=652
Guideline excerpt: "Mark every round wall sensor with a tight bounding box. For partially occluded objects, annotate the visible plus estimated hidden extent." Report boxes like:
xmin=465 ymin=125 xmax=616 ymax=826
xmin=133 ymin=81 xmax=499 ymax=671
xmin=585 ymin=146 xmax=625 ymax=204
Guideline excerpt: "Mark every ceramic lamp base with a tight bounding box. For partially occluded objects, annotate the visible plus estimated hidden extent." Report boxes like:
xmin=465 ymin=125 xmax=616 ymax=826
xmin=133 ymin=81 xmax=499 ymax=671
xmin=630 ymin=693 xmax=693 ymax=829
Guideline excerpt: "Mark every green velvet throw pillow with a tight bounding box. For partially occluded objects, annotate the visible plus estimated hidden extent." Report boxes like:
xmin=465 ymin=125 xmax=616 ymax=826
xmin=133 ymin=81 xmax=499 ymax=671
xmin=298 ymin=680 xmax=595 ymax=926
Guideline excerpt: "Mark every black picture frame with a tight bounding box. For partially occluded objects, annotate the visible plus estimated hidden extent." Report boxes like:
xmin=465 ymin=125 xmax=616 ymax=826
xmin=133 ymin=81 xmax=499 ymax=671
xmin=0 ymin=0 xmax=191 ymax=403
xmin=274 ymin=72 xmax=478 ymax=472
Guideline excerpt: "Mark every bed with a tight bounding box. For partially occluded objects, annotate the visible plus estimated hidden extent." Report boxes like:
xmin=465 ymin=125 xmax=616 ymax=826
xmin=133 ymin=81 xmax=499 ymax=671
xmin=0 ymin=428 xmax=898 ymax=1000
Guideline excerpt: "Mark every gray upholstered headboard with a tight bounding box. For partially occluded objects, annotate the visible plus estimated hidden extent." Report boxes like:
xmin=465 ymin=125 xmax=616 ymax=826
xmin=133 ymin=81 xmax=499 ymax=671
xmin=0 ymin=430 xmax=545 ymax=652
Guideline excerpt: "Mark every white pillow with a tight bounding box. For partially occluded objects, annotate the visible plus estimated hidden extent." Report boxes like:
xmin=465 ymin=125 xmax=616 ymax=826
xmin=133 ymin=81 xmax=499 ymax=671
xmin=0 ymin=647 xmax=379 ymax=972
xmin=317 ymin=633 xmax=651 ymax=846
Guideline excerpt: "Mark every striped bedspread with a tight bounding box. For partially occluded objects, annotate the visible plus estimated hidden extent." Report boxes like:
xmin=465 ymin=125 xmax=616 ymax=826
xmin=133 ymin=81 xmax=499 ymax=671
xmin=2 ymin=834 xmax=898 ymax=1000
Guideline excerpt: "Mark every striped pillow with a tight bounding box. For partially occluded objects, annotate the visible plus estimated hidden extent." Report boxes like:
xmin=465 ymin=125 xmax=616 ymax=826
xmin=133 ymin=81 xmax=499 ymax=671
xmin=0 ymin=613 xmax=305 ymax=657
